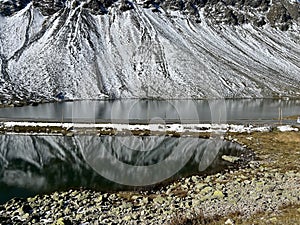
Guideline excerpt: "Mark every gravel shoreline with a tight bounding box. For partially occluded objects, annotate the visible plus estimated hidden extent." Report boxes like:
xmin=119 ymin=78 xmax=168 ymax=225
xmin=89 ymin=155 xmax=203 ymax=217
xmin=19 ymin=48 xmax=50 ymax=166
xmin=1 ymin=132 xmax=300 ymax=224
xmin=1 ymin=162 xmax=299 ymax=224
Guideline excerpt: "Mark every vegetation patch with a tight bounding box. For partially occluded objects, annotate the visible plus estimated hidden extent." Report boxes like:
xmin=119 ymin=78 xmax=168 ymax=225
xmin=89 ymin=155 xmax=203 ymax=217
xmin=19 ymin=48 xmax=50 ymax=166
xmin=228 ymin=131 xmax=300 ymax=172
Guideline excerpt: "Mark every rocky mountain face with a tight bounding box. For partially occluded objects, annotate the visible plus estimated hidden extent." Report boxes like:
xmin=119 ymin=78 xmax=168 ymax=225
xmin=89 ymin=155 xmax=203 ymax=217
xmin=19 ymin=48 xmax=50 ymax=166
xmin=0 ymin=0 xmax=299 ymax=102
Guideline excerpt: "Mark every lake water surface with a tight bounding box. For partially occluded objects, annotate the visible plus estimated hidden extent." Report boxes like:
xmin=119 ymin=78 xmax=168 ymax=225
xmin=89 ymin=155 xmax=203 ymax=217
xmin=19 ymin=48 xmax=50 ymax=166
xmin=0 ymin=99 xmax=299 ymax=123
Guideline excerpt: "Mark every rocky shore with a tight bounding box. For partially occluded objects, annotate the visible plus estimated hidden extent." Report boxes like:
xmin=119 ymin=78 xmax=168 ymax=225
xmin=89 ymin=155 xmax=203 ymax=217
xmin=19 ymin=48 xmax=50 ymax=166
xmin=0 ymin=162 xmax=299 ymax=224
xmin=0 ymin=131 xmax=300 ymax=224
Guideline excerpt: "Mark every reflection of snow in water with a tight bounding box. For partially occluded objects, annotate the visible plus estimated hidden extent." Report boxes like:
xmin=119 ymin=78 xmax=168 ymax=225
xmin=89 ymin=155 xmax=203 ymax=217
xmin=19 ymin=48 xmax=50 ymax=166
xmin=80 ymin=136 xmax=231 ymax=186
xmin=0 ymin=134 xmax=251 ymax=203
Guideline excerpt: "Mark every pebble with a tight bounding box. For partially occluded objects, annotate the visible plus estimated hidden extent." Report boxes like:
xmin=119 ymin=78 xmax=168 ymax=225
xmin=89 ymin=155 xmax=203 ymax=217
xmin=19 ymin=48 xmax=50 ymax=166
xmin=269 ymin=217 xmax=278 ymax=223
xmin=123 ymin=215 xmax=131 ymax=221
xmin=200 ymin=186 xmax=213 ymax=195
xmin=56 ymin=218 xmax=64 ymax=225
xmin=225 ymin=218 xmax=234 ymax=225
xmin=222 ymin=155 xmax=241 ymax=163
xmin=195 ymin=183 xmax=207 ymax=190
xmin=212 ymin=190 xmax=225 ymax=199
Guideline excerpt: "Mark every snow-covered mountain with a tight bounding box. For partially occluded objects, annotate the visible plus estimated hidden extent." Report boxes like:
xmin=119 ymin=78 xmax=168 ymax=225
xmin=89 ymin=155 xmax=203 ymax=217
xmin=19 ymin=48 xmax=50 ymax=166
xmin=0 ymin=0 xmax=299 ymax=102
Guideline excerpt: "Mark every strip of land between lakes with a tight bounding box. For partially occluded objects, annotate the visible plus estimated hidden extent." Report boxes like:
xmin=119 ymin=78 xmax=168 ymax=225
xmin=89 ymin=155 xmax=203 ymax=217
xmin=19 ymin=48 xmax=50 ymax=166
xmin=0 ymin=120 xmax=298 ymax=136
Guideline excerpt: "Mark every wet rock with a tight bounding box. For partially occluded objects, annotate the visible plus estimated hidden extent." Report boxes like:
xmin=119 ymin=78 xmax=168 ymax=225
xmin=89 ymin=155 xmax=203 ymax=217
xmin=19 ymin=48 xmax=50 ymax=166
xmin=21 ymin=204 xmax=33 ymax=214
xmin=31 ymin=102 xmax=39 ymax=107
xmin=30 ymin=214 xmax=40 ymax=223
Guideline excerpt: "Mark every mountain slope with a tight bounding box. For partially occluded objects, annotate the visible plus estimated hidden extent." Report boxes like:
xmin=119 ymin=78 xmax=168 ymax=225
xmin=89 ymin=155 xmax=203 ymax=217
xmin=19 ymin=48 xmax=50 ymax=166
xmin=0 ymin=0 xmax=300 ymax=102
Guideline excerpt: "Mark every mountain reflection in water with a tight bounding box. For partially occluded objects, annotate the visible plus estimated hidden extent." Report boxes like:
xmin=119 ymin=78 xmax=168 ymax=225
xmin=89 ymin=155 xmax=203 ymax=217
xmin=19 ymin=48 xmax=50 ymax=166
xmin=0 ymin=135 xmax=253 ymax=203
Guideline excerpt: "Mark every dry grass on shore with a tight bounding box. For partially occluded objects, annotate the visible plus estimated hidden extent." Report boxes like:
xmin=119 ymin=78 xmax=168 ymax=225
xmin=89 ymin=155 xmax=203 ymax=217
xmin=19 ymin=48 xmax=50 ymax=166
xmin=169 ymin=130 xmax=300 ymax=225
xmin=232 ymin=131 xmax=300 ymax=172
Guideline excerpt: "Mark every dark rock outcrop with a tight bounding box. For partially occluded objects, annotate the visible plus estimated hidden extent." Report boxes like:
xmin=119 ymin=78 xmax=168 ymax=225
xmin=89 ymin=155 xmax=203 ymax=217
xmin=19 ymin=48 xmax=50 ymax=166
xmin=267 ymin=0 xmax=299 ymax=30
xmin=0 ymin=0 xmax=31 ymax=16
xmin=1 ymin=0 xmax=299 ymax=30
